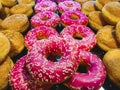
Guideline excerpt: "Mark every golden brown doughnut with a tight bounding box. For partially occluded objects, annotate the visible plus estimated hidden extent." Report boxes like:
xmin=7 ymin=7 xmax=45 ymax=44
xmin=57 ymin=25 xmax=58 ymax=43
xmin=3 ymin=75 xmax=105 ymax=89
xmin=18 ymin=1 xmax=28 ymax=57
xmin=0 ymin=2 xmax=2 ymax=11
xmin=75 ymin=0 xmax=93 ymax=5
xmin=81 ymin=1 xmax=96 ymax=16
xmin=1 ymin=14 xmax=29 ymax=32
xmin=0 ymin=32 xmax=10 ymax=64
xmin=10 ymin=4 xmax=33 ymax=17
xmin=0 ymin=56 xmax=14 ymax=90
xmin=1 ymin=30 xmax=24 ymax=57
xmin=102 ymin=2 xmax=120 ymax=25
xmin=103 ymin=49 xmax=120 ymax=87
xmin=17 ymin=0 xmax=35 ymax=7
xmin=95 ymin=0 xmax=119 ymax=11
xmin=116 ymin=21 xmax=120 ymax=44
xmin=0 ymin=19 xmax=2 ymax=29
xmin=88 ymin=11 xmax=107 ymax=31
xmin=96 ymin=25 xmax=118 ymax=51
xmin=0 ymin=0 xmax=17 ymax=7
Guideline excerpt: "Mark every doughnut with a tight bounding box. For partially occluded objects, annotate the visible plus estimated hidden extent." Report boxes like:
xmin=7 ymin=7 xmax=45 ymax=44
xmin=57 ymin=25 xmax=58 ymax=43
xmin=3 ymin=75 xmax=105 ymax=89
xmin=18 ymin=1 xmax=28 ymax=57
xmin=58 ymin=1 xmax=81 ymax=14
xmin=31 ymin=11 xmax=60 ymax=28
xmin=81 ymin=1 xmax=97 ymax=16
xmin=25 ymin=26 xmax=59 ymax=50
xmin=96 ymin=25 xmax=118 ymax=51
xmin=0 ymin=56 xmax=14 ymax=90
xmin=75 ymin=0 xmax=92 ymax=5
xmin=60 ymin=24 xmax=96 ymax=51
xmin=64 ymin=50 xmax=106 ymax=90
xmin=10 ymin=4 xmax=33 ymax=17
xmin=1 ymin=14 xmax=29 ymax=33
xmin=102 ymin=2 xmax=120 ymax=25
xmin=34 ymin=1 xmax=57 ymax=13
xmin=1 ymin=30 xmax=24 ymax=57
xmin=61 ymin=11 xmax=88 ymax=27
xmin=0 ymin=32 xmax=10 ymax=64
xmin=0 ymin=2 xmax=2 ymax=11
xmin=0 ymin=0 xmax=17 ymax=7
xmin=35 ymin=0 xmax=54 ymax=3
xmin=116 ymin=21 xmax=120 ymax=44
xmin=9 ymin=55 xmax=52 ymax=90
xmin=26 ymin=36 xmax=79 ymax=84
xmin=103 ymin=49 xmax=120 ymax=87
xmin=95 ymin=0 xmax=119 ymax=11
xmin=0 ymin=19 xmax=2 ymax=29
xmin=56 ymin=0 xmax=73 ymax=3
xmin=17 ymin=0 xmax=35 ymax=7
xmin=88 ymin=11 xmax=107 ymax=31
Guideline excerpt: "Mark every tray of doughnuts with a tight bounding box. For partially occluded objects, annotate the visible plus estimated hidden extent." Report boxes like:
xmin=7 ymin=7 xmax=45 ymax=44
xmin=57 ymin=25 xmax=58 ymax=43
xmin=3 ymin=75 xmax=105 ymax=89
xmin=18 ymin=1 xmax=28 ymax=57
xmin=0 ymin=0 xmax=120 ymax=90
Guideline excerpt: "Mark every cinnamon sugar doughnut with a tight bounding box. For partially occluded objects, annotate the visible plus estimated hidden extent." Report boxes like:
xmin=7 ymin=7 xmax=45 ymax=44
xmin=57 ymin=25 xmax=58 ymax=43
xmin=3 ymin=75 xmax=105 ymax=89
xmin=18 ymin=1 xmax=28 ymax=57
xmin=31 ymin=11 xmax=60 ymax=28
xmin=25 ymin=26 xmax=59 ymax=50
xmin=116 ymin=21 xmax=120 ymax=44
xmin=0 ymin=0 xmax=17 ymax=7
xmin=75 ymin=0 xmax=93 ymax=5
xmin=35 ymin=1 xmax=57 ymax=13
xmin=9 ymin=55 xmax=52 ymax=90
xmin=26 ymin=36 xmax=79 ymax=84
xmin=17 ymin=0 xmax=35 ymax=7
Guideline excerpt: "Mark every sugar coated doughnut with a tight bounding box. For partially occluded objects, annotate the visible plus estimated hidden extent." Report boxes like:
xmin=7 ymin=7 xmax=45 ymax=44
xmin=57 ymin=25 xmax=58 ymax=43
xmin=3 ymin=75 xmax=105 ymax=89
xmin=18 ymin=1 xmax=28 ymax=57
xmin=58 ymin=1 xmax=81 ymax=13
xmin=17 ymin=0 xmax=35 ymax=7
xmin=35 ymin=1 xmax=57 ymax=13
xmin=64 ymin=50 xmax=106 ymax=90
xmin=25 ymin=26 xmax=59 ymax=50
xmin=9 ymin=55 xmax=52 ymax=90
xmin=26 ymin=36 xmax=79 ymax=84
xmin=116 ymin=21 xmax=120 ymax=44
xmin=31 ymin=11 xmax=60 ymax=28
xmin=61 ymin=11 xmax=88 ymax=27
xmin=60 ymin=24 xmax=96 ymax=51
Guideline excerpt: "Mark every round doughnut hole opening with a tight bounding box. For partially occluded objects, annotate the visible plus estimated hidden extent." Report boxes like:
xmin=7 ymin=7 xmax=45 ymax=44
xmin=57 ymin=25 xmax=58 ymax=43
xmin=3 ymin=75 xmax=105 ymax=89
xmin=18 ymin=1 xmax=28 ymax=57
xmin=73 ymin=33 xmax=83 ymax=40
xmin=41 ymin=17 xmax=49 ymax=21
xmin=36 ymin=34 xmax=46 ymax=40
xmin=77 ymin=61 xmax=89 ymax=73
xmin=46 ymin=53 xmax=62 ymax=62
xmin=66 ymin=3 xmax=73 ymax=7
xmin=70 ymin=14 xmax=79 ymax=20
xmin=42 ymin=5 xmax=49 ymax=8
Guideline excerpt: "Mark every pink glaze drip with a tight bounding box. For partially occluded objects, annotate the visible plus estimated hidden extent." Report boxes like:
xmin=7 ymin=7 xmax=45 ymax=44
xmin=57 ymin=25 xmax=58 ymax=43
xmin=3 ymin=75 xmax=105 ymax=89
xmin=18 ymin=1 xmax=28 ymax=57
xmin=61 ymin=11 xmax=88 ymax=26
xmin=24 ymin=26 xmax=59 ymax=50
xmin=26 ymin=36 xmax=79 ymax=84
xmin=9 ymin=55 xmax=52 ymax=90
xmin=58 ymin=1 xmax=81 ymax=13
xmin=60 ymin=24 xmax=96 ymax=51
xmin=31 ymin=11 xmax=60 ymax=27
xmin=64 ymin=50 xmax=106 ymax=90
xmin=35 ymin=1 xmax=57 ymax=13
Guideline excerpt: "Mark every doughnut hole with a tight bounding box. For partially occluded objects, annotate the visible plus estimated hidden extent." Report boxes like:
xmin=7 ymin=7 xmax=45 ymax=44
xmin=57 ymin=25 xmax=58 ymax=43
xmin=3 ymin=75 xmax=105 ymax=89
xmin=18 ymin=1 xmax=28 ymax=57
xmin=66 ymin=3 xmax=73 ymax=7
xmin=41 ymin=16 xmax=49 ymax=21
xmin=70 ymin=14 xmax=79 ymax=20
xmin=77 ymin=61 xmax=90 ymax=73
xmin=42 ymin=5 xmax=49 ymax=8
xmin=73 ymin=33 xmax=83 ymax=40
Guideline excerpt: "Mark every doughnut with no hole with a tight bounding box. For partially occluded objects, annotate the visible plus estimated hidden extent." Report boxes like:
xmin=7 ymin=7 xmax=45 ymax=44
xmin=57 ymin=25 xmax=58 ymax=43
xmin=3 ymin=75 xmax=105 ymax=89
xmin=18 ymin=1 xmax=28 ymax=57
xmin=64 ymin=50 xmax=106 ymax=90
xmin=25 ymin=26 xmax=59 ymax=50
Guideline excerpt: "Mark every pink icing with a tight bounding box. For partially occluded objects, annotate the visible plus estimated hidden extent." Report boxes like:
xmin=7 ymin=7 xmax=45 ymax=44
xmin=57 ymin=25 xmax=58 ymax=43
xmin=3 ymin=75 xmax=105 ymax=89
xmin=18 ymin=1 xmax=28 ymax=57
xmin=9 ymin=55 xmax=52 ymax=90
xmin=35 ymin=1 xmax=57 ymax=13
xmin=24 ymin=26 xmax=59 ymax=50
xmin=56 ymin=0 xmax=73 ymax=3
xmin=61 ymin=11 xmax=88 ymax=26
xmin=36 ymin=0 xmax=54 ymax=3
xmin=26 ymin=36 xmax=79 ymax=84
xmin=58 ymin=1 xmax=81 ymax=13
xmin=64 ymin=50 xmax=106 ymax=90
xmin=31 ymin=11 xmax=60 ymax=27
xmin=60 ymin=24 xmax=96 ymax=51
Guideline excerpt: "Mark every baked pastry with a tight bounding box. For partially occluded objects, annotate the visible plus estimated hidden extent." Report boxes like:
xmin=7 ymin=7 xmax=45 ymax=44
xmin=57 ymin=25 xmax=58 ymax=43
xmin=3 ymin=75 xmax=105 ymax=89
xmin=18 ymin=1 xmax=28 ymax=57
xmin=116 ymin=20 xmax=120 ymax=44
xmin=103 ymin=49 xmax=120 ymax=87
xmin=10 ymin=4 xmax=33 ymax=17
xmin=0 ymin=32 xmax=10 ymax=64
xmin=1 ymin=30 xmax=24 ymax=57
xmin=0 ymin=2 xmax=2 ymax=11
xmin=17 ymin=0 xmax=35 ymax=7
xmin=0 ymin=19 xmax=2 ymax=29
xmin=102 ymin=2 xmax=120 ymax=25
xmin=96 ymin=25 xmax=118 ymax=51
xmin=1 ymin=14 xmax=29 ymax=33
xmin=81 ymin=1 xmax=96 ymax=16
xmin=0 ymin=56 xmax=14 ymax=90
xmin=88 ymin=11 xmax=107 ymax=31
xmin=0 ymin=0 xmax=17 ymax=7
xmin=95 ymin=0 xmax=119 ymax=10
xmin=75 ymin=0 xmax=93 ymax=5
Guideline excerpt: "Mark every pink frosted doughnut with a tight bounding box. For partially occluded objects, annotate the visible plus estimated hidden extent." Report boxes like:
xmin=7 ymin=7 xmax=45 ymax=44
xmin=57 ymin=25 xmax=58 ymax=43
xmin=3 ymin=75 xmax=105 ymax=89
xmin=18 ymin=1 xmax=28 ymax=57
xmin=9 ymin=55 xmax=52 ymax=90
xmin=64 ymin=50 xmax=106 ymax=90
xmin=24 ymin=26 xmax=59 ymax=50
xmin=58 ymin=1 xmax=81 ymax=13
xmin=56 ymin=0 xmax=73 ymax=3
xmin=26 ymin=36 xmax=79 ymax=84
xmin=61 ymin=11 xmax=88 ymax=26
xmin=36 ymin=0 xmax=54 ymax=3
xmin=31 ymin=11 xmax=60 ymax=28
xmin=35 ymin=1 xmax=57 ymax=13
xmin=60 ymin=24 xmax=96 ymax=51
